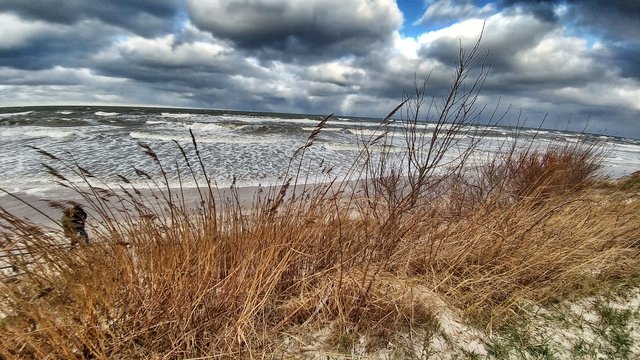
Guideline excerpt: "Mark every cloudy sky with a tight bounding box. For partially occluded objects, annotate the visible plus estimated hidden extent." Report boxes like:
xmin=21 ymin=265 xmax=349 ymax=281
xmin=0 ymin=0 xmax=638 ymax=137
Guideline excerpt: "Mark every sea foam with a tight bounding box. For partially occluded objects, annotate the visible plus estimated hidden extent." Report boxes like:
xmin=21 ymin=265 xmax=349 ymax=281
xmin=0 ymin=111 xmax=33 ymax=118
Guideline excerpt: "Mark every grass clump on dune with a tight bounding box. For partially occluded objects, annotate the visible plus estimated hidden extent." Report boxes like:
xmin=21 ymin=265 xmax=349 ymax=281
xmin=1 ymin=41 xmax=639 ymax=359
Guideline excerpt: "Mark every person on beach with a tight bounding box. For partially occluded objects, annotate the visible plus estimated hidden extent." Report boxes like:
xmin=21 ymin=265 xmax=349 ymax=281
xmin=61 ymin=204 xmax=89 ymax=246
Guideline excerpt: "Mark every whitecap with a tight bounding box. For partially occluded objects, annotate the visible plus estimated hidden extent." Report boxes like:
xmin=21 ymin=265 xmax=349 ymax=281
xmin=324 ymin=143 xmax=402 ymax=153
xmin=525 ymin=129 xmax=549 ymax=135
xmin=346 ymin=128 xmax=387 ymax=137
xmin=610 ymin=143 xmax=640 ymax=153
xmin=301 ymin=127 xmax=345 ymax=132
xmin=223 ymin=115 xmax=321 ymax=126
xmin=161 ymin=112 xmax=193 ymax=119
xmin=95 ymin=111 xmax=119 ymax=116
xmin=0 ymin=126 xmax=80 ymax=139
xmin=129 ymin=131 xmax=187 ymax=142
xmin=129 ymin=131 xmax=285 ymax=145
xmin=186 ymin=122 xmax=227 ymax=132
xmin=0 ymin=111 xmax=32 ymax=118
xmin=146 ymin=120 xmax=172 ymax=125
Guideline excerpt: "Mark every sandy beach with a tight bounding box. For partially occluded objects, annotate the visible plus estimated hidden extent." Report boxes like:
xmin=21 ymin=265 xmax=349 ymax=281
xmin=1 ymin=184 xmax=267 ymax=229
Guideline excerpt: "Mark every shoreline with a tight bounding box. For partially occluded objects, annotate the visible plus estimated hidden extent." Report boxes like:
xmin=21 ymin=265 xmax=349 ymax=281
xmin=2 ymin=169 xmax=636 ymax=228
xmin=0 ymin=184 xmax=267 ymax=228
xmin=0 ymin=180 xmax=343 ymax=229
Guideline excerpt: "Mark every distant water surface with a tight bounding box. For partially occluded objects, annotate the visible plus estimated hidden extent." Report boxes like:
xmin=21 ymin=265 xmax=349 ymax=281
xmin=1 ymin=106 xmax=638 ymax=197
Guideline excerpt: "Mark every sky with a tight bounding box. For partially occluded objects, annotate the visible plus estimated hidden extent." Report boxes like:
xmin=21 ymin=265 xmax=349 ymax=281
xmin=0 ymin=0 xmax=639 ymax=138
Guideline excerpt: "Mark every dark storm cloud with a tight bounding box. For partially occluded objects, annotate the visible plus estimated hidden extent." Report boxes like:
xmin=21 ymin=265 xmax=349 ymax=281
xmin=567 ymin=0 xmax=640 ymax=79
xmin=89 ymin=29 xmax=265 ymax=90
xmin=0 ymin=20 xmax=114 ymax=70
xmin=418 ymin=14 xmax=552 ymax=74
xmin=569 ymin=0 xmax=640 ymax=39
xmin=500 ymin=0 xmax=640 ymax=79
xmin=93 ymin=60 xmax=242 ymax=92
xmin=0 ymin=0 xmax=180 ymax=36
xmin=401 ymin=7 xmax=640 ymax=137
xmin=501 ymin=0 xmax=640 ymax=30
xmin=605 ymin=44 xmax=640 ymax=79
xmin=186 ymin=0 xmax=403 ymax=61
xmin=499 ymin=0 xmax=558 ymax=22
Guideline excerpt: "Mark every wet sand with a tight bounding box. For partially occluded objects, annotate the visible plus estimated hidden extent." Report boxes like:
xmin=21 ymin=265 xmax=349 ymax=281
xmin=0 ymin=185 xmax=270 ymax=229
xmin=0 ymin=181 xmax=336 ymax=229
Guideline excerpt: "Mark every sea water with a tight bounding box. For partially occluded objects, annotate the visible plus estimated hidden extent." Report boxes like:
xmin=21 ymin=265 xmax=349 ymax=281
xmin=0 ymin=106 xmax=639 ymax=197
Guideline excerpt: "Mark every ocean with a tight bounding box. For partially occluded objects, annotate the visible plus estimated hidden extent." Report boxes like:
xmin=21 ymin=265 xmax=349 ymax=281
xmin=1 ymin=106 xmax=639 ymax=197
